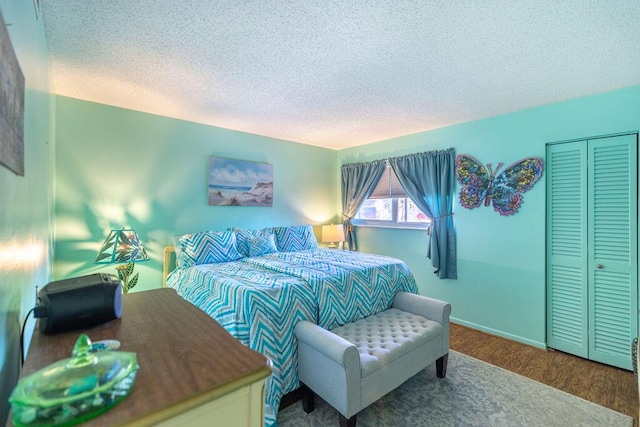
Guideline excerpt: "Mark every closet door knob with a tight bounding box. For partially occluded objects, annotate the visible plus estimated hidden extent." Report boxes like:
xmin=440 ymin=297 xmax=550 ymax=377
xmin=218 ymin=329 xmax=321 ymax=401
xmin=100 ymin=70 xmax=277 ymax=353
xmin=596 ymin=264 xmax=604 ymax=269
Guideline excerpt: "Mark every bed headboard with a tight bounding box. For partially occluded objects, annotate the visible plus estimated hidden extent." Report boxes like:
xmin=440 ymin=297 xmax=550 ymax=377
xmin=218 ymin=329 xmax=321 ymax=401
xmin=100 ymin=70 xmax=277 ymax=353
xmin=163 ymin=246 xmax=176 ymax=288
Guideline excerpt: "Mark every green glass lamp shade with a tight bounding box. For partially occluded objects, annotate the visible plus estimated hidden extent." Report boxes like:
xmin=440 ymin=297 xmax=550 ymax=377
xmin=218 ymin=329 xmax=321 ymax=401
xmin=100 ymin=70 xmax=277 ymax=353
xmin=95 ymin=229 xmax=149 ymax=265
xmin=95 ymin=228 xmax=149 ymax=293
xmin=9 ymin=334 xmax=139 ymax=427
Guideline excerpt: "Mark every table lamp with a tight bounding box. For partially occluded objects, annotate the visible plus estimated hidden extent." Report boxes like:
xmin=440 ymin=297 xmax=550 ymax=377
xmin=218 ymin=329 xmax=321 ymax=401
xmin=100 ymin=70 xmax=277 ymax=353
xmin=321 ymin=224 xmax=345 ymax=249
xmin=95 ymin=228 xmax=149 ymax=293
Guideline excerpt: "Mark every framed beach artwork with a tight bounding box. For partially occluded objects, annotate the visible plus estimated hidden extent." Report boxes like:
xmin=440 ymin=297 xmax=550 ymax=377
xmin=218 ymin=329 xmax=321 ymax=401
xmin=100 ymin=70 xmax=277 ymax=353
xmin=0 ymin=8 xmax=25 ymax=176
xmin=208 ymin=156 xmax=273 ymax=207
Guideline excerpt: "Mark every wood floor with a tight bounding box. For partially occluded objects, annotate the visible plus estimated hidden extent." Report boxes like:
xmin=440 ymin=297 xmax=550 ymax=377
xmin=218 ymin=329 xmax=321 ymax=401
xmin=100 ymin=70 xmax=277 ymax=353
xmin=450 ymin=323 xmax=639 ymax=425
xmin=281 ymin=323 xmax=638 ymax=424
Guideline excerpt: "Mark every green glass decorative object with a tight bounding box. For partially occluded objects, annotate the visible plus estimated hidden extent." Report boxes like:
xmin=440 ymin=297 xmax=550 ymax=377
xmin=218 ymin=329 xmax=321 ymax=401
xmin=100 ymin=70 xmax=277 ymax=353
xmin=9 ymin=334 xmax=139 ymax=427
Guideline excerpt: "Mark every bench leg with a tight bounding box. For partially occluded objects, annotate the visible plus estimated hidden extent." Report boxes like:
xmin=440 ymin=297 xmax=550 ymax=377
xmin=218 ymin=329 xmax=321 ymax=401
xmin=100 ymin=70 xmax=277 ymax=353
xmin=301 ymin=383 xmax=315 ymax=413
xmin=436 ymin=353 xmax=448 ymax=378
xmin=339 ymin=413 xmax=357 ymax=427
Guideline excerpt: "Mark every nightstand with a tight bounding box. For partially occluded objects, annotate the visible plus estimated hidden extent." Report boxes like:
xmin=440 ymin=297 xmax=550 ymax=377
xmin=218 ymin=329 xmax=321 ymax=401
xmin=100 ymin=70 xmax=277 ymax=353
xmin=9 ymin=288 xmax=271 ymax=426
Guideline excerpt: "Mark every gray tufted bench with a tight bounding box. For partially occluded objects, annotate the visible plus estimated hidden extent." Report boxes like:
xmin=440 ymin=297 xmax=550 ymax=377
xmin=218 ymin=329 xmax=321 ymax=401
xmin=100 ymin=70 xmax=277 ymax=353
xmin=294 ymin=291 xmax=451 ymax=427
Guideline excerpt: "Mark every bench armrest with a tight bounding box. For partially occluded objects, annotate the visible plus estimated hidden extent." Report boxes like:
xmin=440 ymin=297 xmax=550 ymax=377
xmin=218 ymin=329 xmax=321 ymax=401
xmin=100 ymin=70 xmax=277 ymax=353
xmin=393 ymin=292 xmax=451 ymax=355
xmin=392 ymin=291 xmax=451 ymax=325
xmin=295 ymin=320 xmax=360 ymax=367
xmin=295 ymin=321 xmax=362 ymax=418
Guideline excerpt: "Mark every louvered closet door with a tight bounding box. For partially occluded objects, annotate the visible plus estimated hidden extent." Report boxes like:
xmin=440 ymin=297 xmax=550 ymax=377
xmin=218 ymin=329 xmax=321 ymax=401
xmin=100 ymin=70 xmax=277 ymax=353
xmin=588 ymin=135 xmax=637 ymax=369
xmin=547 ymin=134 xmax=638 ymax=370
xmin=546 ymin=141 xmax=589 ymax=358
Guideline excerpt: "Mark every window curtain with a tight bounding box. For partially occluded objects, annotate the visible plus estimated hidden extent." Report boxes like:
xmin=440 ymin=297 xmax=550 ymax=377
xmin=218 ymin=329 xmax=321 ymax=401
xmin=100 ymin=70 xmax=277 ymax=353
xmin=389 ymin=149 xmax=457 ymax=279
xmin=341 ymin=160 xmax=386 ymax=251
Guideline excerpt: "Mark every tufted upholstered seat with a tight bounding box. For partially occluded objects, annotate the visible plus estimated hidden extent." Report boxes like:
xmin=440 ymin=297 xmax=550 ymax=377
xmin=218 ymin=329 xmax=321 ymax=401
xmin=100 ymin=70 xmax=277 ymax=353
xmin=331 ymin=308 xmax=444 ymax=377
xmin=295 ymin=291 xmax=451 ymax=427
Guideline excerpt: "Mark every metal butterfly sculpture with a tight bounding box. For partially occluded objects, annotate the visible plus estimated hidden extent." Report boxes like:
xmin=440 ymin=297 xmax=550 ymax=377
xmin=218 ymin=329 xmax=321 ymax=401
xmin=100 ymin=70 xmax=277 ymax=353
xmin=455 ymin=155 xmax=544 ymax=216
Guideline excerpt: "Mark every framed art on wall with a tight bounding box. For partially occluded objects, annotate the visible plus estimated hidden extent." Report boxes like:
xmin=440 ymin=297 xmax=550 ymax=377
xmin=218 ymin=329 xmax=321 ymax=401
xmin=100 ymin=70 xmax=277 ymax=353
xmin=0 ymin=9 xmax=25 ymax=176
xmin=208 ymin=156 xmax=273 ymax=206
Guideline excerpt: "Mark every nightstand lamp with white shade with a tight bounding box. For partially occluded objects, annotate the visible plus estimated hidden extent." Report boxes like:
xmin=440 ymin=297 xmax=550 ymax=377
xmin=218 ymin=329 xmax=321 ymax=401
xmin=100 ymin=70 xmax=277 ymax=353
xmin=322 ymin=224 xmax=345 ymax=249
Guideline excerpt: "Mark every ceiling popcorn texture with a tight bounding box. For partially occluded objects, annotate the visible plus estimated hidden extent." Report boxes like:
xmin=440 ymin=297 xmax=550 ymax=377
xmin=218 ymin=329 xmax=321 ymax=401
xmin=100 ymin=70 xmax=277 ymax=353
xmin=41 ymin=1 xmax=640 ymax=149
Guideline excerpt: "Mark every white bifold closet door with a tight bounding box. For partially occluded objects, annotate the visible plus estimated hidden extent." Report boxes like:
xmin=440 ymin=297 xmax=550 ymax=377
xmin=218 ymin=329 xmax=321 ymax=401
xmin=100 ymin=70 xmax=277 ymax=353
xmin=546 ymin=133 xmax=638 ymax=370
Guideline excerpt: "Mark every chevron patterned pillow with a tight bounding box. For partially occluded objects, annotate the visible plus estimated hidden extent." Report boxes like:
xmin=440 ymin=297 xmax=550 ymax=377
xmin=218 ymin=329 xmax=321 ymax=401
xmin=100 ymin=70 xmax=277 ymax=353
xmin=272 ymin=225 xmax=319 ymax=252
xmin=231 ymin=228 xmax=275 ymax=257
xmin=178 ymin=230 xmax=242 ymax=267
xmin=246 ymin=233 xmax=278 ymax=257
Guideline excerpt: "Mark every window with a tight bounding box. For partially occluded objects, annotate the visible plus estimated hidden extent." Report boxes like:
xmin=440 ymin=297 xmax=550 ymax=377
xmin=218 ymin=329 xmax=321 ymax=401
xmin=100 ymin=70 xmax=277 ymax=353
xmin=353 ymin=165 xmax=431 ymax=229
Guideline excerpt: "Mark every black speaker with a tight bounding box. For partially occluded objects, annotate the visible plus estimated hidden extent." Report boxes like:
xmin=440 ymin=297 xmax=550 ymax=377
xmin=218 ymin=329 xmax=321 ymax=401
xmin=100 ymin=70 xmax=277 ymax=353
xmin=37 ymin=273 xmax=123 ymax=334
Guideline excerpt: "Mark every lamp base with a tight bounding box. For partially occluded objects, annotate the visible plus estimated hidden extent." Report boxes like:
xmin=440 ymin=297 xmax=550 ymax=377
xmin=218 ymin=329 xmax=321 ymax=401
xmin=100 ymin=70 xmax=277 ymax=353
xmin=327 ymin=242 xmax=338 ymax=249
xmin=115 ymin=262 xmax=139 ymax=293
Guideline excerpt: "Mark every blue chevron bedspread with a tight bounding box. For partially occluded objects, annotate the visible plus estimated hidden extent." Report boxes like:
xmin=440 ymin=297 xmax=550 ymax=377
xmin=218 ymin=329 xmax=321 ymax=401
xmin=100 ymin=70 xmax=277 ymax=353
xmin=166 ymin=248 xmax=418 ymax=427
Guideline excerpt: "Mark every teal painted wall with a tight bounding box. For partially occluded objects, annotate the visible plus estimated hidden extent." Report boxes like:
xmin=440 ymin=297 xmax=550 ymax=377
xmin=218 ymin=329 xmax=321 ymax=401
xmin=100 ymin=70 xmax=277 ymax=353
xmin=53 ymin=86 xmax=640 ymax=348
xmin=53 ymin=96 xmax=339 ymax=291
xmin=0 ymin=0 xmax=53 ymax=423
xmin=338 ymin=85 xmax=640 ymax=348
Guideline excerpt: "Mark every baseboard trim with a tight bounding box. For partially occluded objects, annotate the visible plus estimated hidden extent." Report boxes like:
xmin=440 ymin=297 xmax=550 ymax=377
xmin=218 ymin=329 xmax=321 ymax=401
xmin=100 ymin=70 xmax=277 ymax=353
xmin=451 ymin=317 xmax=547 ymax=350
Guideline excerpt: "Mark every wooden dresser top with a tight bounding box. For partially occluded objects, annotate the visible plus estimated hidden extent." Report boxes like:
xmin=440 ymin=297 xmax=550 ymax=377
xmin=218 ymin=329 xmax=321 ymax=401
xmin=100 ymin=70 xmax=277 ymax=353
xmin=11 ymin=288 xmax=271 ymax=426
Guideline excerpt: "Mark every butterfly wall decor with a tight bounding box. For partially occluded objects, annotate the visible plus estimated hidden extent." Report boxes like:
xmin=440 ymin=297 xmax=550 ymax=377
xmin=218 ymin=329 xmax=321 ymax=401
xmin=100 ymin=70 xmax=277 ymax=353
xmin=455 ymin=154 xmax=544 ymax=216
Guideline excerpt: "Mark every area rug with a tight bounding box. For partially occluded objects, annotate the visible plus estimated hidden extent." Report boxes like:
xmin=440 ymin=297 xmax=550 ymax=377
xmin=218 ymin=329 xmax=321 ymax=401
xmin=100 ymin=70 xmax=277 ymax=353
xmin=278 ymin=350 xmax=633 ymax=427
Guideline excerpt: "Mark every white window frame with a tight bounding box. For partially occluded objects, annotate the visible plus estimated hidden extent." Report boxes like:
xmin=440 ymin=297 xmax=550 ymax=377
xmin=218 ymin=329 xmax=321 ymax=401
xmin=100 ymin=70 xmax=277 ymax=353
xmin=352 ymin=165 xmax=431 ymax=230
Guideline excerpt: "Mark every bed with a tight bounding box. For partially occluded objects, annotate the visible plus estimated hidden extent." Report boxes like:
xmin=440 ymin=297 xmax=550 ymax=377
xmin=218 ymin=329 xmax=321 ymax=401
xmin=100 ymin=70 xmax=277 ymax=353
xmin=163 ymin=225 xmax=418 ymax=427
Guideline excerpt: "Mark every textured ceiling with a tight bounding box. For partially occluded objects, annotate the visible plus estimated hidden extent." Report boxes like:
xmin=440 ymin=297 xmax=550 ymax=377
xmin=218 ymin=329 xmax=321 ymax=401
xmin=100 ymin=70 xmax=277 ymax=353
xmin=41 ymin=1 xmax=640 ymax=149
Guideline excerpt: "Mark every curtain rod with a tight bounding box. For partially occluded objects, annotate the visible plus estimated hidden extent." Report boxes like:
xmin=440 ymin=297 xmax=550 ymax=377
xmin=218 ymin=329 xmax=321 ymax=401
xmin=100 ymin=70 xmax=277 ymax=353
xmin=341 ymin=147 xmax=454 ymax=168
